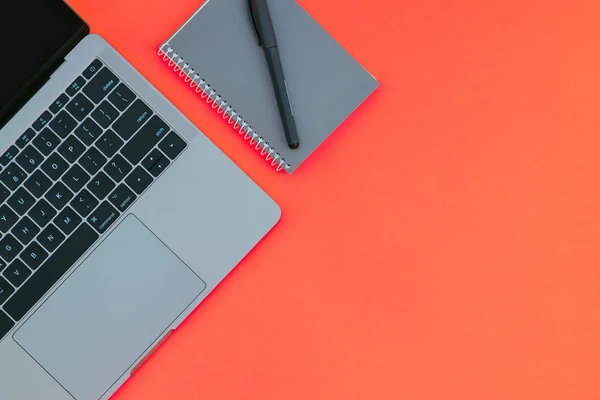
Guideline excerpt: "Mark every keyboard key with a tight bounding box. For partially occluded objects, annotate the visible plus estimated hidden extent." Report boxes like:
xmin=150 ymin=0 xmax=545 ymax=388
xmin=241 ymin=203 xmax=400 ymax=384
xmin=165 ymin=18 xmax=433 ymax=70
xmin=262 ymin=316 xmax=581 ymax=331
xmin=49 ymin=110 xmax=77 ymax=138
xmin=11 ymin=217 xmax=39 ymax=246
xmin=16 ymin=128 xmax=36 ymax=149
xmin=142 ymin=149 xmax=162 ymax=170
xmin=1 ymin=164 xmax=28 ymax=190
xmin=125 ymin=167 xmax=153 ymax=195
xmin=16 ymin=146 xmax=44 ymax=173
xmin=108 ymin=83 xmax=136 ymax=112
xmin=87 ymin=172 xmax=115 ymax=200
xmin=0 ymin=205 xmax=18 ymax=233
xmin=54 ymin=207 xmax=82 ymax=235
xmin=83 ymin=59 xmax=103 ymax=80
xmin=33 ymin=128 xmax=61 ymax=156
xmin=96 ymin=130 xmax=123 ymax=158
xmin=0 ymin=277 xmax=15 ymax=305
xmin=108 ymin=184 xmax=136 ymax=212
xmin=41 ymin=153 xmax=69 ymax=180
xmin=0 ymin=310 xmax=14 ymax=340
xmin=104 ymin=154 xmax=132 ymax=183
xmin=4 ymin=223 xmax=98 ymax=321
xmin=21 ymin=242 xmax=48 ymax=270
xmin=37 ymin=224 xmax=65 ymax=253
xmin=24 ymin=171 xmax=52 ymax=198
xmin=83 ymin=67 xmax=119 ymax=103
xmin=32 ymin=111 xmax=52 ymax=131
xmin=112 ymin=99 xmax=153 ymax=140
xmin=0 ymin=234 xmax=23 ymax=263
xmin=0 ymin=183 xmax=10 ymax=204
xmin=71 ymin=189 xmax=98 ymax=218
xmin=149 ymin=156 xmax=170 ymax=177
xmin=66 ymin=76 xmax=86 ymax=97
xmin=80 ymin=147 xmax=107 ymax=175
xmin=159 ymin=132 xmax=187 ymax=160
xmin=91 ymin=100 xmax=119 ymax=129
xmin=2 ymin=259 xmax=31 ymax=288
xmin=45 ymin=182 xmax=73 ymax=210
xmin=28 ymin=199 xmax=56 ymax=228
xmin=143 ymin=149 xmax=170 ymax=177
xmin=74 ymin=118 xmax=102 ymax=146
xmin=0 ymin=145 xmax=19 ymax=166
xmin=8 ymin=188 xmax=35 ymax=215
xmin=66 ymin=93 xmax=94 ymax=122
xmin=62 ymin=164 xmax=90 ymax=193
xmin=121 ymin=116 xmax=169 ymax=165
xmin=57 ymin=135 xmax=85 ymax=163
xmin=49 ymin=93 xmax=69 ymax=114
xmin=88 ymin=201 xmax=120 ymax=234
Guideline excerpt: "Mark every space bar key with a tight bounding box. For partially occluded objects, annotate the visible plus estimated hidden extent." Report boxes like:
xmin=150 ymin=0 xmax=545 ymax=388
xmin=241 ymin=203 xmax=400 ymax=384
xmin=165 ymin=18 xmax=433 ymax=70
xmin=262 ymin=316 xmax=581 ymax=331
xmin=4 ymin=224 xmax=99 ymax=321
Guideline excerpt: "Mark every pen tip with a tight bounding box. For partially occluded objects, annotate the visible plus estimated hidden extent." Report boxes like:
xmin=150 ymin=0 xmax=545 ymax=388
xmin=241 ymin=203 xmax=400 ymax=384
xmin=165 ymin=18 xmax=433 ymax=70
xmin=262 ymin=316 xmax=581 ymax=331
xmin=289 ymin=142 xmax=299 ymax=149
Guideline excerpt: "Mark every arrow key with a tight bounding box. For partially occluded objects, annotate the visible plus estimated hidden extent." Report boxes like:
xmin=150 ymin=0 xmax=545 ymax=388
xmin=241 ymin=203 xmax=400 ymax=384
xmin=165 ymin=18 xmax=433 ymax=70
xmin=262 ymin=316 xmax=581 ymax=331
xmin=141 ymin=149 xmax=162 ymax=170
xmin=158 ymin=131 xmax=187 ymax=160
xmin=142 ymin=149 xmax=170 ymax=177
xmin=2 ymin=259 xmax=31 ymax=288
xmin=125 ymin=167 xmax=153 ymax=195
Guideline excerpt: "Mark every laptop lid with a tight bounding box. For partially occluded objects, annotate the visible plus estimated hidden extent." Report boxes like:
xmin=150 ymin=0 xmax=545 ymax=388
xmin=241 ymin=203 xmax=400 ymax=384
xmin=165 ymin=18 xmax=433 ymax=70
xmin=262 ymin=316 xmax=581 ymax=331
xmin=0 ymin=0 xmax=89 ymax=129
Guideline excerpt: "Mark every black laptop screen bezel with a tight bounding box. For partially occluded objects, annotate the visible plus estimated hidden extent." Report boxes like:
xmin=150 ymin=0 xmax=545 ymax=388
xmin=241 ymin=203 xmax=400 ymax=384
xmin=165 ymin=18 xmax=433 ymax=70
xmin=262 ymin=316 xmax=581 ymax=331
xmin=0 ymin=2 xmax=90 ymax=129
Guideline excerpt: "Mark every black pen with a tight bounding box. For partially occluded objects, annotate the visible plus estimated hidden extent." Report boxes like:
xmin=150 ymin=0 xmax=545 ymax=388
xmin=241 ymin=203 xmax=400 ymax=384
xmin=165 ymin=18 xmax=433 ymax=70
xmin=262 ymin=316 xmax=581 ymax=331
xmin=248 ymin=0 xmax=300 ymax=149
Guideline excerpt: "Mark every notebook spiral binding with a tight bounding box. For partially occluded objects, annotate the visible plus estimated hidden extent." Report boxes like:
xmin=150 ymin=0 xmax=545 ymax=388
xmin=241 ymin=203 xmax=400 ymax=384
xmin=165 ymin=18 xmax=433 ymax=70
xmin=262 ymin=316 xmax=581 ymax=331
xmin=158 ymin=44 xmax=291 ymax=172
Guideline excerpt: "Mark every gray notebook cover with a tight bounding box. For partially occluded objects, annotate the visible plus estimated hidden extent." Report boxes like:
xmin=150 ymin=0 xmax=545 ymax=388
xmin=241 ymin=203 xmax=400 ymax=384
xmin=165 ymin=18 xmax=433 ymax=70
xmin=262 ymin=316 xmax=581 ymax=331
xmin=160 ymin=0 xmax=379 ymax=174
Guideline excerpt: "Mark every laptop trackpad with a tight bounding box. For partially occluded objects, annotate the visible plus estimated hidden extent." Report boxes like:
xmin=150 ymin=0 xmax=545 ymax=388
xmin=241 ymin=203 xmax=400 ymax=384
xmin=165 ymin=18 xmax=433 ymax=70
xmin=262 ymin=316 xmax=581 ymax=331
xmin=13 ymin=215 xmax=206 ymax=400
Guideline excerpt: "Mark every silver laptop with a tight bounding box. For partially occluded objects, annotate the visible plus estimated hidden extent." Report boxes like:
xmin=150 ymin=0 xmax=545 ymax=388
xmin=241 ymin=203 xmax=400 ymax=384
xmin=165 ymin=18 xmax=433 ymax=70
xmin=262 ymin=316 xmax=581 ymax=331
xmin=0 ymin=2 xmax=280 ymax=399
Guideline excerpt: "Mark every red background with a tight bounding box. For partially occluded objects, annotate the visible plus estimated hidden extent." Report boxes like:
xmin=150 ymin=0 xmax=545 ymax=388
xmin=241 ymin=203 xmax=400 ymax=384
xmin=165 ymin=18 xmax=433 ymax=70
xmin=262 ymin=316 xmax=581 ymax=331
xmin=68 ymin=0 xmax=600 ymax=398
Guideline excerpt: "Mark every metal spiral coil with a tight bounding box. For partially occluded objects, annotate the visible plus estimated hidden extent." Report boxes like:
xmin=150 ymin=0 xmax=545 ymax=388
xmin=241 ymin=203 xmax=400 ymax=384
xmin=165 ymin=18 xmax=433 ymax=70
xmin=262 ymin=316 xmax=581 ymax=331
xmin=158 ymin=45 xmax=291 ymax=172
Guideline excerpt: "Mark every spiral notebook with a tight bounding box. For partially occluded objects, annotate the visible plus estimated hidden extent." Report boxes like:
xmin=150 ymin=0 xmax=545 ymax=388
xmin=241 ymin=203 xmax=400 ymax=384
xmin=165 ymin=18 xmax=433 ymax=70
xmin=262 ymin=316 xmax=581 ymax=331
xmin=158 ymin=0 xmax=379 ymax=173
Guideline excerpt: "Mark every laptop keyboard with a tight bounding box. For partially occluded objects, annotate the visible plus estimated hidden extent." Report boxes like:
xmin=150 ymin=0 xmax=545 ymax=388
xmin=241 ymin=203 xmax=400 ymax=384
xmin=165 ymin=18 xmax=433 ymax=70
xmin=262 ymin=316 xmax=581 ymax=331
xmin=0 ymin=59 xmax=187 ymax=339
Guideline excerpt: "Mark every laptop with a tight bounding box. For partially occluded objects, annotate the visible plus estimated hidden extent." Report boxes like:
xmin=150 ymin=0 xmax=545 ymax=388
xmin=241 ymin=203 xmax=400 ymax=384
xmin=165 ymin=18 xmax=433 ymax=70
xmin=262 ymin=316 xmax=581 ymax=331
xmin=0 ymin=1 xmax=281 ymax=399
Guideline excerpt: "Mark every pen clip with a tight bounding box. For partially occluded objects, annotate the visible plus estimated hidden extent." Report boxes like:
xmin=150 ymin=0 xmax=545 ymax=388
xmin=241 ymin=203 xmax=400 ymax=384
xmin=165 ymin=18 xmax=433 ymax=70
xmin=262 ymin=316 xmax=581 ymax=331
xmin=248 ymin=0 xmax=262 ymax=46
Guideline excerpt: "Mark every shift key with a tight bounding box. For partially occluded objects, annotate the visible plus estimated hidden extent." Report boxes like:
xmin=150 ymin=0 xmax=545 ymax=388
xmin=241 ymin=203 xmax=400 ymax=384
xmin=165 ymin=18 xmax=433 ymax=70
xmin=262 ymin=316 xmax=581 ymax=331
xmin=121 ymin=116 xmax=170 ymax=165
xmin=112 ymin=99 xmax=153 ymax=140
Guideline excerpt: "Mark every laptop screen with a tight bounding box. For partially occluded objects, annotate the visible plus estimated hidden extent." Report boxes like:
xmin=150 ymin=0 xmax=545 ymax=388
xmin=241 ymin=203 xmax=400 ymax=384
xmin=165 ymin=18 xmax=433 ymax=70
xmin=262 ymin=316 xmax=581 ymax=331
xmin=0 ymin=0 xmax=88 ymax=128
